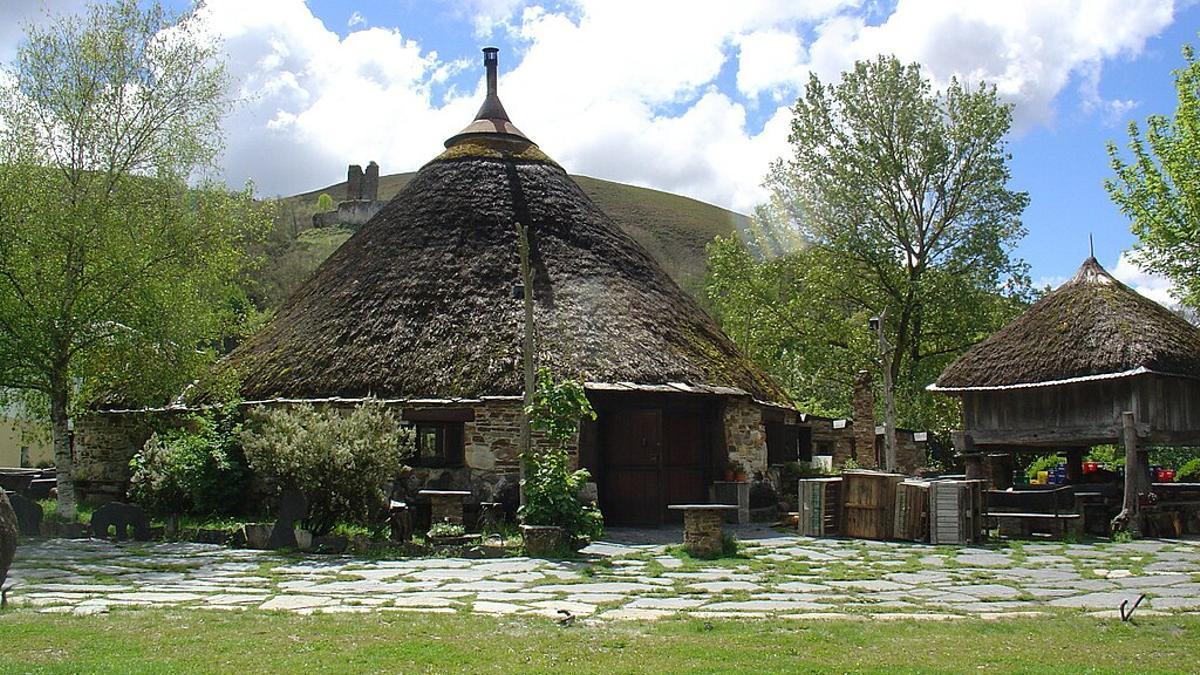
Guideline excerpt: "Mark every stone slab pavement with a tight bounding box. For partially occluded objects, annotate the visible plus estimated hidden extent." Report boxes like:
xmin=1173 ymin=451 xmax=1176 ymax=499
xmin=6 ymin=528 xmax=1199 ymax=622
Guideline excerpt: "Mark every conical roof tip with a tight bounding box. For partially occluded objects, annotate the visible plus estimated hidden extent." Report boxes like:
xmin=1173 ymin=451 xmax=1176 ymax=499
xmin=445 ymin=47 xmax=531 ymax=148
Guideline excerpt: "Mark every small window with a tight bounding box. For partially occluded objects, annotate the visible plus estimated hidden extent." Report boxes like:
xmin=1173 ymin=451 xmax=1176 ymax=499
xmin=766 ymin=423 xmax=801 ymax=466
xmin=410 ymin=422 xmax=464 ymax=468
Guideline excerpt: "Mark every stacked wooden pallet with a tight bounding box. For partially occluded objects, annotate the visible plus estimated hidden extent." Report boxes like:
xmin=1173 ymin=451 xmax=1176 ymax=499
xmin=797 ymin=477 xmax=842 ymax=537
xmin=929 ymin=479 xmax=985 ymax=544
xmin=893 ymin=480 xmax=930 ymax=542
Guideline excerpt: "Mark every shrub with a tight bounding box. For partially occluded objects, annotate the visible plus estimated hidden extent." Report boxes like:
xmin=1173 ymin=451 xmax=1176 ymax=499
xmin=1179 ymin=458 xmax=1200 ymax=483
xmin=1025 ymin=454 xmax=1063 ymax=480
xmin=128 ymin=405 xmax=248 ymax=516
xmin=519 ymin=368 xmax=604 ymax=542
xmin=428 ymin=521 xmax=465 ymax=538
xmin=241 ymin=402 xmax=414 ymax=536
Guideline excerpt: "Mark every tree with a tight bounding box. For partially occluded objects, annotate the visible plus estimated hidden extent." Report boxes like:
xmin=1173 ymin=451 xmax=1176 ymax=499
xmin=1107 ymin=42 xmax=1200 ymax=309
xmin=0 ymin=1 xmax=270 ymax=518
xmin=747 ymin=56 xmax=1031 ymax=439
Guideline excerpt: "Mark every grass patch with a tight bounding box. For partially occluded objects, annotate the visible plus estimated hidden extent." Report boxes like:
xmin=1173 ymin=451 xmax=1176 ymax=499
xmin=0 ymin=608 xmax=1196 ymax=673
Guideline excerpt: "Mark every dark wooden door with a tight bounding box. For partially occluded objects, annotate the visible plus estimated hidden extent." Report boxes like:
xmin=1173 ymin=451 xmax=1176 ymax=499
xmin=600 ymin=409 xmax=662 ymax=526
xmin=661 ymin=409 xmax=709 ymax=522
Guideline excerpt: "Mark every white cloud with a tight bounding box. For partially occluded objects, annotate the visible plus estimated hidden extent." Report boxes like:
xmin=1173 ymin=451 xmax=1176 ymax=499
xmin=1112 ymin=251 xmax=1177 ymax=307
xmin=168 ymin=0 xmax=1179 ymax=211
xmin=347 ymin=11 xmax=366 ymax=29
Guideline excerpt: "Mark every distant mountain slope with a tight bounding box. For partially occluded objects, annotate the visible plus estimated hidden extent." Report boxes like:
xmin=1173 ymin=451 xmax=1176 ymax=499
xmin=260 ymin=171 xmax=750 ymax=309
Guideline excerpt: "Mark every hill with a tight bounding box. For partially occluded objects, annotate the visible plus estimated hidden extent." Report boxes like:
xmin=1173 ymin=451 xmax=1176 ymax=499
xmin=255 ymin=171 xmax=750 ymax=310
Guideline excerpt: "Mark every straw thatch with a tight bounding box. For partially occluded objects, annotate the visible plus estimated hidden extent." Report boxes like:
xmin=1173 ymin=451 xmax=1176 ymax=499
xmin=932 ymin=257 xmax=1200 ymax=391
xmin=213 ymin=108 xmax=785 ymax=403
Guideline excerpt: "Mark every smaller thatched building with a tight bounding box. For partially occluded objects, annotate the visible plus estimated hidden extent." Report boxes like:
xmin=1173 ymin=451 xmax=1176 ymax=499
xmin=930 ymin=257 xmax=1200 ymax=530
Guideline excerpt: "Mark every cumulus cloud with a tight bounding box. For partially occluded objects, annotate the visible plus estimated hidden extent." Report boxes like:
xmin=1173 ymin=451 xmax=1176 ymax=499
xmin=0 ymin=0 xmax=1182 ymax=211
xmin=1112 ymin=251 xmax=1178 ymax=307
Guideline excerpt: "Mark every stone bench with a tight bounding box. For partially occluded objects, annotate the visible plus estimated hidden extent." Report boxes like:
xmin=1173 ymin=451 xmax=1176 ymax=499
xmin=418 ymin=490 xmax=471 ymax=526
xmin=667 ymin=504 xmax=739 ymax=557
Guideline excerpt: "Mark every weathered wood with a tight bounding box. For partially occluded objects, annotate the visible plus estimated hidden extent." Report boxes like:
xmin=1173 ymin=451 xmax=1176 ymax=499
xmin=797 ymin=477 xmax=842 ymax=537
xmin=965 ymin=424 xmax=1148 ymax=447
xmin=893 ymin=481 xmax=929 ymax=542
xmin=842 ymin=471 xmax=903 ymax=540
xmin=1112 ymin=411 xmax=1142 ymax=535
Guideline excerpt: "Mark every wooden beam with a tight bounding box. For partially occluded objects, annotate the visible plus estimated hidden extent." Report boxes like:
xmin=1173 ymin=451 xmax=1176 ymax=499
xmin=402 ymin=407 xmax=476 ymax=423
xmin=964 ymin=423 xmax=1150 ymax=447
xmin=1112 ymin=411 xmax=1142 ymax=536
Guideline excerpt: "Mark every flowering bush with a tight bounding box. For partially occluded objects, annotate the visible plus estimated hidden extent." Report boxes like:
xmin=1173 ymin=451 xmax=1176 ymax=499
xmin=128 ymin=404 xmax=248 ymax=516
xmin=241 ymin=402 xmax=414 ymax=536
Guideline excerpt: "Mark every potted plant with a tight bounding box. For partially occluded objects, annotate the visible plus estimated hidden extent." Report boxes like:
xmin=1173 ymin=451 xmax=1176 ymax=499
xmin=427 ymin=519 xmax=470 ymax=546
xmin=732 ymin=462 xmax=748 ymax=482
xmin=519 ymin=368 xmax=605 ymax=557
xmin=723 ymin=461 xmax=737 ymax=481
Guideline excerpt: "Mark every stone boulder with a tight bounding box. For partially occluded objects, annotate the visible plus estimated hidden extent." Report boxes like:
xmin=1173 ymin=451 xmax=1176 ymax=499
xmin=0 ymin=491 xmax=18 ymax=591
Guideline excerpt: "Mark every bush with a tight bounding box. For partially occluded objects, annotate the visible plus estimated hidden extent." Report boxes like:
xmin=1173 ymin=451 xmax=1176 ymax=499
xmin=128 ymin=405 xmax=248 ymax=516
xmin=1179 ymin=458 xmax=1200 ymax=483
xmin=519 ymin=368 xmax=604 ymax=542
xmin=1025 ymin=454 xmax=1063 ymax=480
xmin=428 ymin=521 xmax=465 ymax=538
xmin=520 ymin=446 xmax=604 ymax=542
xmin=241 ymin=402 xmax=414 ymax=536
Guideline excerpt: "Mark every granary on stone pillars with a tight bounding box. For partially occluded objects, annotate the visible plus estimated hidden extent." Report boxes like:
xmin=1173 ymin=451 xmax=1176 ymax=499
xmin=930 ymin=257 xmax=1200 ymax=533
xmin=75 ymin=48 xmax=834 ymax=526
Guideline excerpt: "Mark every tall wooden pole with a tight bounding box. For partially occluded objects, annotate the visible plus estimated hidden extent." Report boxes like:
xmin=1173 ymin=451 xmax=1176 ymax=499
xmin=875 ymin=310 xmax=898 ymax=472
xmin=1112 ymin=411 xmax=1142 ymax=536
xmin=516 ymin=222 xmax=536 ymax=507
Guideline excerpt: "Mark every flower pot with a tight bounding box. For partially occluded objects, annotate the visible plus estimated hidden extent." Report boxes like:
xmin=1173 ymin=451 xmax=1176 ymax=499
xmin=734 ymin=471 xmax=748 ymax=482
xmin=723 ymin=469 xmax=735 ymax=481
xmin=521 ymin=524 xmax=566 ymax=558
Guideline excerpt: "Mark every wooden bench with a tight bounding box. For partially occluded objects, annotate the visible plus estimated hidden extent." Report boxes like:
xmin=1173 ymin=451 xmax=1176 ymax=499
xmin=668 ymin=504 xmax=739 ymax=557
xmin=985 ymin=486 xmax=1081 ymax=538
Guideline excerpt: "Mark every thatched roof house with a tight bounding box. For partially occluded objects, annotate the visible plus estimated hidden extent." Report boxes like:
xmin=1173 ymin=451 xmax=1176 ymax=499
xmin=76 ymin=48 xmax=814 ymax=524
xmin=932 ymin=257 xmax=1200 ymax=392
xmin=930 ymin=256 xmax=1200 ymax=498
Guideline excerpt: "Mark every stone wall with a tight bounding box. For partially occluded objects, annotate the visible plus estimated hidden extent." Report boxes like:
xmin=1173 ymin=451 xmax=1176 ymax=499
xmin=73 ymin=412 xmax=163 ymax=501
xmin=722 ymin=398 xmax=767 ymax=476
xmin=852 ymin=370 xmax=878 ymax=468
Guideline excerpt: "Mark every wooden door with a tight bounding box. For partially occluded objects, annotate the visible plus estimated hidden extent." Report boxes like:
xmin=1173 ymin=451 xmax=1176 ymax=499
xmin=661 ymin=409 xmax=709 ymax=522
xmin=600 ymin=409 xmax=662 ymax=526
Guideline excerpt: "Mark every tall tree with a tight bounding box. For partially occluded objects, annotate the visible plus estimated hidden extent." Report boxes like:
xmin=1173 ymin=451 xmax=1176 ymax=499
xmin=750 ymin=55 xmax=1031 ymax=436
xmin=1107 ymin=42 xmax=1200 ymax=309
xmin=0 ymin=1 xmax=269 ymax=518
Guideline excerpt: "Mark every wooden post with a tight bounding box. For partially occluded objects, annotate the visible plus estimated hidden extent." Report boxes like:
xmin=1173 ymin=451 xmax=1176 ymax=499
xmin=954 ymin=432 xmax=984 ymax=481
xmin=516 ymin=222 xmax=536 ymax=507
xmin=1065 ymin=448 xmax=1085 ymax=484
xmin=1112 ymin=411 xmax=1141 ymax=536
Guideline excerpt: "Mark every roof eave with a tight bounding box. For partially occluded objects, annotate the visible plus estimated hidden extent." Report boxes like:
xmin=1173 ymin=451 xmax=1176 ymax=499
xmin=925 ymin=365 xmax=1200 ymax=393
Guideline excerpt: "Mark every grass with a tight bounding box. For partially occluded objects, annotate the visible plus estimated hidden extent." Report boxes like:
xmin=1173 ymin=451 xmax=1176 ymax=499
xmin=0 ymin=608 xmax=1197 ymax=673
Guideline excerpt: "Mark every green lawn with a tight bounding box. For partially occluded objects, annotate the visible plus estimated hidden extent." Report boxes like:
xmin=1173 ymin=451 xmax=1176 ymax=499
xmin=0 ymin=609 xmax=1196 ymax=673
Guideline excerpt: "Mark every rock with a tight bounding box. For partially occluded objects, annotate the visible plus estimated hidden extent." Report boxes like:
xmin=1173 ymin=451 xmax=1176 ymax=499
xmin=242 ymin=523 xmax=272 ymax=549
xmin=9 ymin=493 xmax=42 ymax=536
xmin=0 ymin=492 xmax=18 ymax=594
xmin=90 ymin=502 xmax=151 ymax=541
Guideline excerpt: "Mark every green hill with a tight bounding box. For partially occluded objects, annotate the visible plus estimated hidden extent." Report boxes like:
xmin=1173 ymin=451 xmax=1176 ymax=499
xmin=256 ymin=172 xmax=750 ymax=310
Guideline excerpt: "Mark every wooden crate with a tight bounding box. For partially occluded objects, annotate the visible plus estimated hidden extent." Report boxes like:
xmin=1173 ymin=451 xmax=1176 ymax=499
xmin=893 ymin=480 xmax=930 ymax=542
xmin=797 ymin=477 xmax=842 ymax=537
xmin=929 ymin=479 xmax=985 ymax=544
xmin=842 ymin=470 xmax=905 ymax=540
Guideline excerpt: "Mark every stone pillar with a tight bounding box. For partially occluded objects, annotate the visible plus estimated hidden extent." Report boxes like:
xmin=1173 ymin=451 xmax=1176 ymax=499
xmin=364 ymin=161 xmax=380 ymax=201
xmin=852 ymin=370 xmax=878 ymax=468
xmin=682 ymin=509 xmax=725 ymax=557
xmin=346 ymin=164 xmax=364 ymax=200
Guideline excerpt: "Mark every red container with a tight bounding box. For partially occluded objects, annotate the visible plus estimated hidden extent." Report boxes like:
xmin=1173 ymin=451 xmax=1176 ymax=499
xmin=1160 ymin=469 xmax=1176 ymax=482
xmin=1083 ymin=461 xmax=1100 ymax=474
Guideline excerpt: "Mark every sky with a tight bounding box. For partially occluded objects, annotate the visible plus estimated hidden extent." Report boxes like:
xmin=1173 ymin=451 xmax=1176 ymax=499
xmin=2 ymin=0 xmax=1198 ymax=304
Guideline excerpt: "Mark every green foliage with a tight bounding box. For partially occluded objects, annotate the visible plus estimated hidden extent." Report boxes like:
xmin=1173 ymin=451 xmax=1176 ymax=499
xmin=128 ymin=404 xmax=249 ymax=516
xmin=527 ymin=368 xmax=596 ymax=446
xmin=1025 ymin=454 xmax=1064 ymax=480
xmin=1178 ymin=458 xmax=1200 ymax=483
xmin=521 ymin=369 xmax=603 ymax=541
xmin=427 ymin=521 xmax=466 ymax=538
xmin=1112 ymin=529 xmax=1135 ymax=544
xmin=316 ymin=193 xmax=335 ymax=212
xmin=519 ymin=446 xmax=604 ymax=542
xmin=0 ymin=0 xmax=271 ymax=518
xmin=241 ymin=402 xmax=415 ymax=536
xmin=1106 ymin=41 xmax=1200 ymax=309
xmin=709 ymin=55 xmax=1032 ymax=432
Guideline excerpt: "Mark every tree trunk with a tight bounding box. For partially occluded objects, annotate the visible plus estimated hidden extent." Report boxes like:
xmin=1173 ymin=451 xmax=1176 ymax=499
xmin=1112 ymin=411 xmax=1141 ymax=536
xmin=50 ymin=373 xmax=76 ymax=520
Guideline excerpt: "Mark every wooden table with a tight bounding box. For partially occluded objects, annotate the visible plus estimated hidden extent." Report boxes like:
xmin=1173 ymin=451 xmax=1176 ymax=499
xmin=418 ymin=490 xmax=471 ymax=526
xmin=667 ymin=504 xmax=739 ymax=557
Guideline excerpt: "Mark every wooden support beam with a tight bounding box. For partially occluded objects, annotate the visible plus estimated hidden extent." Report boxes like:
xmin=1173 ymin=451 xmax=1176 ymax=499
xmin=1065 ymin=448 xmax=1085 ymax=484
xmin=1112 ymin=411 xmax=1142 ymax=536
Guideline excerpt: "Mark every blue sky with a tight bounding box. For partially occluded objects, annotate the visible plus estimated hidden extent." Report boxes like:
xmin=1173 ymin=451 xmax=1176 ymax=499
xmin=3 ymin=0 xmax=1197 ymax=300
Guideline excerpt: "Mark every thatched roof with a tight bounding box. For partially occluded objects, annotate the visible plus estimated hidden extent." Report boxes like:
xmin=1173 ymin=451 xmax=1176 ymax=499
xmin=211 ymin=52 xmax=786 ymax=404
xmin=931 ymin=257 xmax=1200 ymax=392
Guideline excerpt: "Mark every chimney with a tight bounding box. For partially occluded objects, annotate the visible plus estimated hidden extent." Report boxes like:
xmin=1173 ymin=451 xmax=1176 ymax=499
xmin=483 ymin=47 xmax=499 ymax=97
xmin=852 ymin=370 xmax=879 ymax=468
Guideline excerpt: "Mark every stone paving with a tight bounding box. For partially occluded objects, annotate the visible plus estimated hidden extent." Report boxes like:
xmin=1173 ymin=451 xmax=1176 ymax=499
xmin=6 ymin=528 xmax=1200 ymax=622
